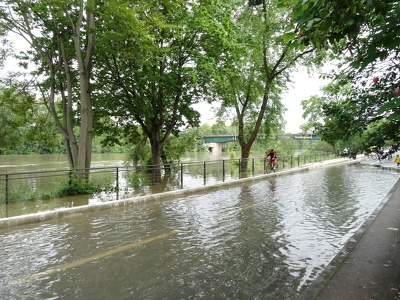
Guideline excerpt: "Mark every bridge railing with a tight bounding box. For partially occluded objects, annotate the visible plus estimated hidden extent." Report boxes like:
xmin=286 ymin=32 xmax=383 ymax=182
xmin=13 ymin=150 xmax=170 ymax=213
xmin=0 ymin=153 xmax=337 ymax=206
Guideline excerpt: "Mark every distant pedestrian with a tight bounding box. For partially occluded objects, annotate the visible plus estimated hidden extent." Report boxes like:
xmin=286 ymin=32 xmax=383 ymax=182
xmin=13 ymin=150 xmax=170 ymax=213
xmin=378 ymin=148 xmax=384 ymax=162
xmin=394 ymin=155 xmax=400 ymax=167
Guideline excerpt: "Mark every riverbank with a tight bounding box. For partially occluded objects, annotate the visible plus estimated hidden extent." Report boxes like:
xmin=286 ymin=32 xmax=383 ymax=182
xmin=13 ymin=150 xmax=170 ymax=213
xmin=299 ymin=155 xmax=400 ymax=300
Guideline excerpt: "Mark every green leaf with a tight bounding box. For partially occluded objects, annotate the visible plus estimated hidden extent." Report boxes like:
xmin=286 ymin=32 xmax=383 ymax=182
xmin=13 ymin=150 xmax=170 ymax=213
xmin=282 ymin=32 xmax=296 ymax=43
xmin=388 ymin=111 xmax=400 ymax=121
xmin=285 ymin=24 xmax=295 ymax=31
xmin=377 ymin=99 xmax=400 ymax=114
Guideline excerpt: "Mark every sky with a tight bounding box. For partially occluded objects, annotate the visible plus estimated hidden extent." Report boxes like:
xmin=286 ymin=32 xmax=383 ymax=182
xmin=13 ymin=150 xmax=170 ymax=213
xmin=194 ymin=68 xmax=328 ymax=134
xmin=280 ymin=68 xmax=328 ymax=133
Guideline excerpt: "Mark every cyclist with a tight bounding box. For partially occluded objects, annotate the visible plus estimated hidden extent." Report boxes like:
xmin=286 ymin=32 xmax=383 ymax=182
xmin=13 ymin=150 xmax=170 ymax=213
xmin=266 ymin=149 xmax=277 ymax=170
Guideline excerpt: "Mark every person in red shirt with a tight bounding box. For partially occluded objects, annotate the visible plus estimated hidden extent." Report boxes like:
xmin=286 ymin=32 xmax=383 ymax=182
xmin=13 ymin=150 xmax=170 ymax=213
xmin=266 ymin=149 xmax=277 ymax=170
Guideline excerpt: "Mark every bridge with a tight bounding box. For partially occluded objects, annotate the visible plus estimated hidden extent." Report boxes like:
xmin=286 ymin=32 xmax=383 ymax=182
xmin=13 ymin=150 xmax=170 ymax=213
xmin=202 ymin=135 xmax=238 ymax=153
xmin=202 ymin=135 xmax=239 ymax=143
xmin=202 ymin=134 xmax=321 ymax=153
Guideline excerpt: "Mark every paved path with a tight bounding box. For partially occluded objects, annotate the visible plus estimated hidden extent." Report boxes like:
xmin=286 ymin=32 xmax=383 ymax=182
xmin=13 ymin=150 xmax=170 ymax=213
xmin=363 ymin=152 xmax=400 ymax=169
xmin=300 ymin=155 xmax=400 ymax=300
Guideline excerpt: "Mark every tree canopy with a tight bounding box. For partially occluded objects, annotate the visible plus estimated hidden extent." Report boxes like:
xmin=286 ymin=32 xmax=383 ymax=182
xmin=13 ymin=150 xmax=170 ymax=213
xmin=283 ymin=0 xmax=400 ymax=150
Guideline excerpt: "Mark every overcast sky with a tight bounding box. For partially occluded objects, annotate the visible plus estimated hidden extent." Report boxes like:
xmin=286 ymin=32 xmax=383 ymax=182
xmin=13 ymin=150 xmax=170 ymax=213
xmin=281 ymin=68 xmax=327 ymax=133
xmin=194 ymin=68 xmax=328 ymax=134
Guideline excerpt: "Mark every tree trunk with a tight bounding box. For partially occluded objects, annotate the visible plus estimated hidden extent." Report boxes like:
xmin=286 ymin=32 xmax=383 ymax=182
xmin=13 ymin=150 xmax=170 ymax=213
xmin=240 ymin=144 xmax=252 ymax=175
xmin=73 ymin=3 xmax=95 ymax=179
xmin=150 ymin=137 xmax=163 ymax=184
xmin=76 ymin=74 xmax=93 ymax=179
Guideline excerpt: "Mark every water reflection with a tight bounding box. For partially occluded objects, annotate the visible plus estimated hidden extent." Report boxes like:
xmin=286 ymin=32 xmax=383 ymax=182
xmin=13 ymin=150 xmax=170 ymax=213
xmin=0 ymin=164 xmax=398 ymax=299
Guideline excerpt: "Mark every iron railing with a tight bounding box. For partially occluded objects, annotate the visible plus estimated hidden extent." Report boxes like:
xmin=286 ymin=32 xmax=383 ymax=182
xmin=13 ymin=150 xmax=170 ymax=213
xmin=0 ymin=153 xmax=336 ymax=204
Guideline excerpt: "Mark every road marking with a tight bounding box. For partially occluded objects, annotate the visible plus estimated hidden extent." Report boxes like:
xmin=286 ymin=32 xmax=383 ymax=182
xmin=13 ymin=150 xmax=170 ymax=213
xmin=388 ymin=227 xmax=399 ymax=231
xmin=9 ymin=230 xmax=178 ymax=286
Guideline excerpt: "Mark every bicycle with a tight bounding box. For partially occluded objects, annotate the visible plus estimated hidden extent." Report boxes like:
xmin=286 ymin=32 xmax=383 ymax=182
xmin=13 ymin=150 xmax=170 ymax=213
xmin=266 ymin=160 xmax=278 ymax=173
xmin=369 ymin=152 xmax=378 ymax=160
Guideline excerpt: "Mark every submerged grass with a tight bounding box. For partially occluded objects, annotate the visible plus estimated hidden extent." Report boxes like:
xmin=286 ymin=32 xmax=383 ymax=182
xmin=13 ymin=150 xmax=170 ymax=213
xmin=0 ymin=171 xmax=116 ymax=204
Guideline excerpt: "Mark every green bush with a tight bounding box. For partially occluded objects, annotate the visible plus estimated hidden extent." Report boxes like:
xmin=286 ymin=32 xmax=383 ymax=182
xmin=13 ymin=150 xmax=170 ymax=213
xmin=57 ymin=171 xmax=101 ymax=196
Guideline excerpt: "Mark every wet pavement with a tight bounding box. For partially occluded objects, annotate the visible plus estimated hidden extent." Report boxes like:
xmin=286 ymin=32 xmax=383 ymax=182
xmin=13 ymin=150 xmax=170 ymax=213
xmin=300 ymin=154 xmax=400 ymax=300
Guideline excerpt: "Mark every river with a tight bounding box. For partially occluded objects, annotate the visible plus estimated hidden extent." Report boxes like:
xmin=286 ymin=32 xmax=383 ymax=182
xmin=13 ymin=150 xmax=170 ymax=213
xmin=0 ymin=152 xmax=232 ymax=174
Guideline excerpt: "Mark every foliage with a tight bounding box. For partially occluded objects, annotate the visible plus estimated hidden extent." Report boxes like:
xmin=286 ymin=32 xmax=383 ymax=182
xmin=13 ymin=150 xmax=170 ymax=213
xmin=92 ymin=0 xmax=236 ymax=181
xmin=0 ymin=0 xmax=96 ymax=174
xmin=0 ymin=0 xmax=358 ymax=163
xmin=360 ymin=119 xmax=400 ymax=150
xmin=280 ymin=0 xmax=400 ymax=125
xmin=253 ymin=133 xmax=301 ymax=156
xmin=57 ymin=171 xmax=102 ymax=197
xmin=301 ymin=79 xmax=368 ymax=152
xmin=0 ymin=84 xmax=61 ymax=153
xmin=301 ymin=76 xmax=400 ymax=153
xmin=162 ymin=128 xmax=205 ymax=164
xmin=0 ymin=36 xmax=12 ymax=70
xmin=207 ymin=0 xmax=321 ymax=172
xmin=0 ymin=85 xmax=35 ymax=151
xmin=278 ymin=0 xmax=399 ymax=57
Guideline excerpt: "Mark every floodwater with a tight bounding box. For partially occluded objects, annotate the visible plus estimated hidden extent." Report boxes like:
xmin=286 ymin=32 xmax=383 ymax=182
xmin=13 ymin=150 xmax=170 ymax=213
xmin=0 ymin=152 xmax=233 ymax=218
xmin=0 ymin=152 xmax=227 ymax=174
xmin=0 ymin=163 xmax=398 ymax=299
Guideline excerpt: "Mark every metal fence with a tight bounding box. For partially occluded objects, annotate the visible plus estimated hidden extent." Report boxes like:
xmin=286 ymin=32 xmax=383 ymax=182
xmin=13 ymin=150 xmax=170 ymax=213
xmin=0 ymin=153 xmax=336 ymax=204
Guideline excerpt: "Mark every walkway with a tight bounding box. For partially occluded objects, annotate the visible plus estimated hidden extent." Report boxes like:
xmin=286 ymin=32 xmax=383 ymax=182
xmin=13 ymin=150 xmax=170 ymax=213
xmin=300 ymin=155 xmax=400 ymax=300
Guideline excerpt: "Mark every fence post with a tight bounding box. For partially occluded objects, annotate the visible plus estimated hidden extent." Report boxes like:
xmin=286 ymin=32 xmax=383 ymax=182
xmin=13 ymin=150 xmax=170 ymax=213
xmin=203 ymin=161 xmax=206 ymax=185
xmin=180 ymin=163 xmax=183 ymax=189
xmin=252 ymin=158 xmax=255 ymax=176
xmin=264 ymin=158 xmax=266 ymax=174
xmin=222 ymin=160 xmax=225 ymax=182
xmin=5 ymin=174 xmax=9 ymax=205
xmin=238 ymin=159 xmax=241 ymax=179
xmin=298 ymin=156 xmax=300 ymax=166
xmin=116 ymin=167 xmax=119 ymax=190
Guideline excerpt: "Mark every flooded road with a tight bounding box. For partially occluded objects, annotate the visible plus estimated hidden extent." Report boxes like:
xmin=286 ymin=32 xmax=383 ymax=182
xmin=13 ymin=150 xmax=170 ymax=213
xmin=0 ymin=163 xmax=398 ymax=299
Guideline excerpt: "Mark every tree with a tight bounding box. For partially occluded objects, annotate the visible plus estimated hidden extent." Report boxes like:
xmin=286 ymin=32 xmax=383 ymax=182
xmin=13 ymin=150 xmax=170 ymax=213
xmin=280 ymin=0 xmax=400 ymax=120
xmin=93 ymin=0 xmax=229 ymax=182
xmin=301 ymin=80 xmax=368 ymax=152
xmin=0 ymin=85 xmax=35 ymax=152
xmin=0 ymin=36 xmax=12 ymax=70
xmin=213 ymin=0 xmax=319 ymax=172
xmin=361 ymin=119 xmax=400 ymax=150
xmin=0 ymin=81 xmax=61 ymax=153
xmin=0 ymin=0 xmax=96 ymax=177
xmin=24 ymin=104 xmax=63 ymax=153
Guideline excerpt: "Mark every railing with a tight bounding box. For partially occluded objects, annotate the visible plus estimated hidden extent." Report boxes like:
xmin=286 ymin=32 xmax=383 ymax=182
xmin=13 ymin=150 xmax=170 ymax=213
xmin=0 ymin=153 xmax=336 ymax=204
